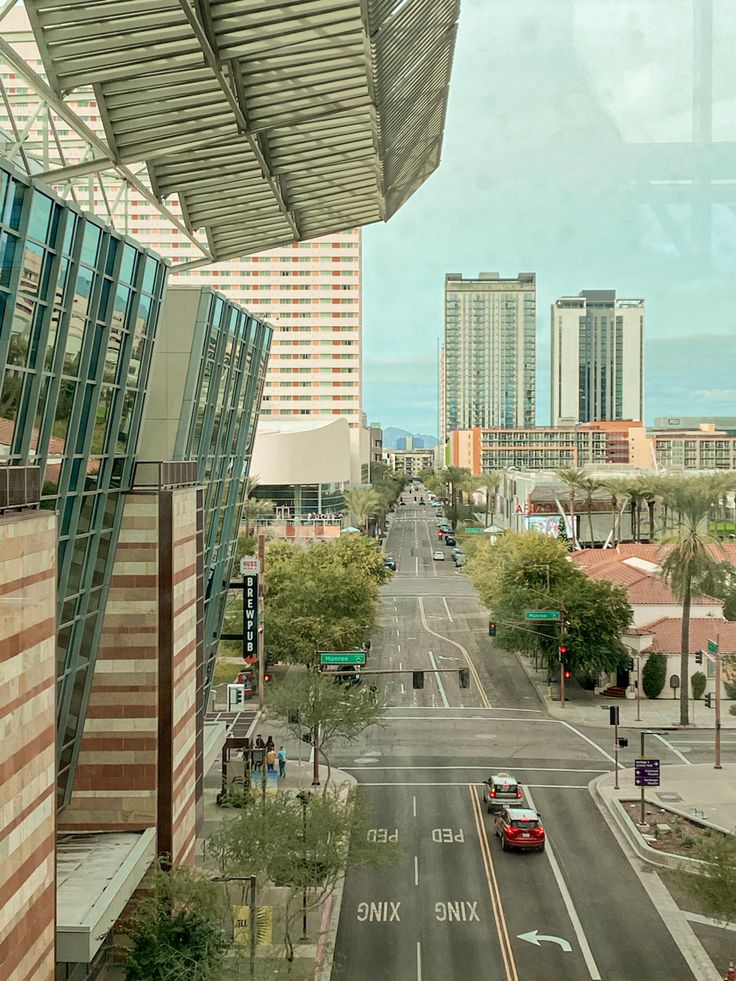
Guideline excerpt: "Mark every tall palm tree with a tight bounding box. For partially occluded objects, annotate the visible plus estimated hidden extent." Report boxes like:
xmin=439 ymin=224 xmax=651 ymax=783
xmin=578 ymin=475 xmax=603 ymax=547
xmin=242 ymin=473 xmax=260 ymax=532
xmin=554 ymin=467 xmax=585 ymax=549
xmin=342 ymin=487 xmax=381 ymax=532
xmin=475 ymin=471 xmax=502 ymax=527
xmin=659 ymin=479 xmax=724 ymax=726
xmin=601 ymin=476 xmax=631 ymax=547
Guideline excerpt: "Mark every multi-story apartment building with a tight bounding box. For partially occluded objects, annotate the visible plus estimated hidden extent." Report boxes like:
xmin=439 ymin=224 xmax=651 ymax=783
xmin=551 ymin=290 xmax=645 ymax=425
xmin=654 ymin=416 xmax=736 ymax=436
xmin=443 ymin=272 xmax=536 ymax=438
xmin=451 ymin=421 xmax=650 ymax=475
xmin=651 ymin=423 xmax=736 ymax=470
xmin=388 ymin=449 xmax=436 ymax=477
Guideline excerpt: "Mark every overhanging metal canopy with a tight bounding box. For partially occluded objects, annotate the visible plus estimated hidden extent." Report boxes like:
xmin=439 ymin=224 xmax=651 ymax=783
xmin=25 ymin=0 xmax=460 ymax=262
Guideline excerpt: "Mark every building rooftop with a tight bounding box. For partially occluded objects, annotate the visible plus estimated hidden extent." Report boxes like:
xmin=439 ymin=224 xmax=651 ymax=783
xmin=626 ymin=617 xmax=736 ymax=655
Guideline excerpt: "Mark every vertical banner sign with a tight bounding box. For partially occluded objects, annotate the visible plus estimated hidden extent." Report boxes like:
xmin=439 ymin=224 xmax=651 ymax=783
xmin=240 ymin=556 xmax=260 ymax=662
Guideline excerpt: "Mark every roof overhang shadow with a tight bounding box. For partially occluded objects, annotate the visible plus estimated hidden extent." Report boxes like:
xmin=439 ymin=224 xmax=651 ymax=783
xmin=25 ymin=0 xmax=460 ymax=261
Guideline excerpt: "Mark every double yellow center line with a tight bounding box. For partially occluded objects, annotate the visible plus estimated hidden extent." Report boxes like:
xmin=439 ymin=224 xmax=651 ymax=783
xmin=418 ymin=597 xmax=491 ymax=708
xmin=469 ymin=784 xmax=520 ymax=981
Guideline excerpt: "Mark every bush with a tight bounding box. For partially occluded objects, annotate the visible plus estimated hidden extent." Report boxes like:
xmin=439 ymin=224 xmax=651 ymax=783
xmin=724 ymin=680 xmax=736 ymax=700
xmin=691 ymin=671 xmax=707 ymax=700
xmin=642 ymin=653 xmax=667 ymax=699
xmin=730 ymin=704 xmax=736 ymax=717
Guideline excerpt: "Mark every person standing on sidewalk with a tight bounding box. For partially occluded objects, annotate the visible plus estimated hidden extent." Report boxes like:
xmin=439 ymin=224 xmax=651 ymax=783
xmin=266 ymin=747 xmax=277 ymax=773
xmin=277 ymin=745 xmax=287 ymax=778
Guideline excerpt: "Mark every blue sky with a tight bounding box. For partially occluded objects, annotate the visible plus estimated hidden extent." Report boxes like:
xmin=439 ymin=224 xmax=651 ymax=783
xmin=362 ymin=0 xmax=736 ymax=435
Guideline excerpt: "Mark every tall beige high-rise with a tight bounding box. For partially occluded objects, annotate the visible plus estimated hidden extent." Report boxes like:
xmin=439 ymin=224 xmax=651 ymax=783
xmin=551 ymin=290 xmax=644 ymax=425
xmin=443 ymin=272 xmax=536 ymax=439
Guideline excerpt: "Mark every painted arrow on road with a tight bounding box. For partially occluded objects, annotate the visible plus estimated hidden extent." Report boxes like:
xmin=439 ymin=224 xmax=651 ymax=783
xmin=517 ymin=930 xmax=572 ymax=952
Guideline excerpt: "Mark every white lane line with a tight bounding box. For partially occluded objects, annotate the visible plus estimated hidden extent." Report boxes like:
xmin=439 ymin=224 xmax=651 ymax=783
xmin=347 ymin=765 xmax=607 ymax=773
xmin=415 ymin=556 xmax=419 ymax=575
xmin=558 ymin=719 xmax=617 ymax=766
xmin=400 ymin=683 xmax=405 ymax=694
xmin=399 ymin=662 xmax=403 ymax=671
xmin=397 ymin=629 xmax=400 ymax=637
xmin=654 ymin=732 xmax=693 ymax=765
xmin=412 ymin=795 xmax=417 ymax=817
xmin=358 ymin=782 xmax=590 ymax=789
xmin=385 ymin=715 xmax=559 ymax=723
xmin=416 ymin=941 xmax=422 ymax=981
xmin=442 ymin=596 xmax=453 ymax=623
xmin=428 ymin=649 xmax=449 ymax=708
xmin=386 ymin=706 xmax=543 ymax=714
xmin=524 ymin=786 xmax=602 ymax=980
xmin=414 ymin=855 xmax=419 ymax=886
xmin=397 ymin=644 xmax=401 ymax=653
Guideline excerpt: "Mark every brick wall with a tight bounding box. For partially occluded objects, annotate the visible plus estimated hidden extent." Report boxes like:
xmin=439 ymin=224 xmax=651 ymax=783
xmin=59 ymin=494 xmax=159 ymax=832
xmin=0 ymin=510 xmax=56 ymax=981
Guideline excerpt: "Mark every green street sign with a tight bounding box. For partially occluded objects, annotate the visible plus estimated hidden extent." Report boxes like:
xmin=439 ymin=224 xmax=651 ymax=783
xmin=707 ymin=639 xmax=719 ymax=655
xmin=524 ymin=610 xmax=561 ymax=621
xmin=465 ymin=527 xmax=485 ymax=533
xmin=320 ymin=652 xmax=366 ymax=665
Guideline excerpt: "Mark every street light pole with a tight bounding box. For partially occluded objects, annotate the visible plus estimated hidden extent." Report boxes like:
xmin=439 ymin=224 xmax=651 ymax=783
xmin=715 ymin=649 xmax=722 ymax=770
xmin=297 ymin=790 xmax=310 ymax=941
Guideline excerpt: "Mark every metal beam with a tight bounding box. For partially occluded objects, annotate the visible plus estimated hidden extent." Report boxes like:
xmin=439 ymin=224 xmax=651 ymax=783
xmin=36 ymin=157 xmax=115 ymax=182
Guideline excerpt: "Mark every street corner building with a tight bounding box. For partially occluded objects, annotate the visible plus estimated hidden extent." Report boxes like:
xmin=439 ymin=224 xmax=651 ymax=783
xmin=0 ymin=163 xmax=271 ymax=979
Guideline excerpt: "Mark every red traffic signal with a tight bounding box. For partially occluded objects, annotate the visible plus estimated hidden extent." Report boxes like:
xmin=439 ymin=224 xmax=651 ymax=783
xmin=558 ymin=644 xmax=569 ymax=662
xmin=488 ymin=621 xmax=497 ymax=637
xmin=564 ymin=669 xmax=572 ymax=680
xmin=263 ymin=672 xmax=272 ymax=684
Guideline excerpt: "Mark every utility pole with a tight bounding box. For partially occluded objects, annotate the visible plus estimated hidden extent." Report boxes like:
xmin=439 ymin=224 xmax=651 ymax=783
xmin=559 ymin=609 xmax=568 ymax=709
xmin=715 ymin=632 xmax=722 ymax=770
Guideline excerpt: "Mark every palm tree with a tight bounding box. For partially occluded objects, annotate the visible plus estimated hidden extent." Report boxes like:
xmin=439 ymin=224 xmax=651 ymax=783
xmin=242 ymin=473 xmax=260 ymax=532
xmin=342 ymin=487 xmax=381 ymax=532
xmin=600 ymin=477 xmax=631 ymax=547
xmin=475 ymin=471 xmax=502 ymax=527
xmin=554 ymin=467 xmax=585 ymax=549
xmin=659 ymin=479 xmax=724 ymax=726
xmin=578 ymin=475 xmax=603 ymax=547
xmin=243 ymin=497 xmax=275 ymax=533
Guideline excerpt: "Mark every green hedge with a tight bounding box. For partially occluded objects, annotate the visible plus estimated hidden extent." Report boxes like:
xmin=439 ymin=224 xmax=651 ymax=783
xmin=642 ymin=653 xmax=667 ymax=699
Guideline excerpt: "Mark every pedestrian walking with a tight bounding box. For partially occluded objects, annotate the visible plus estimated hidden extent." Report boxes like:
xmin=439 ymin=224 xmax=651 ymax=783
xmin=266 ymin=748 xmax=276 ymax=773
xmin=277 ymin=745 xmax=287 ymax=778
xmin=253 ymin=734 xmax=265 ymax=772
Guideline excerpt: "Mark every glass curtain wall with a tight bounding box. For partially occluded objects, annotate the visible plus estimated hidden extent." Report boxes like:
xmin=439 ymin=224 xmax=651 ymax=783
xmin=174 ymin=290 xmax=271 ymax=685
xmin=0 ymin=162 xmax=168 ymax=805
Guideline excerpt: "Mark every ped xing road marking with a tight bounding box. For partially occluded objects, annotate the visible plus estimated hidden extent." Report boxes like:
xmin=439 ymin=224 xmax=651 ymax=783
xmin=435 ymin=901 xmax=480 ymax=922
xmin=518 ymin=930 xmax=572 ymax=952
xmin=366 ymin=828 xmax=399 ymax=842
xmin=469 ymin=784 xmax=519 ymax=981
xmin=356 ymin=901 xmax=401 ymax=922
xmin=523 ymin=787 xmax=602 ymax=980
xmin=432 ymin=827 xmax=465 ymax=842
xmin=418 ymin=597 xmax=491 ymax=708
xmin=385 ymin=705 xmax=542 ymax=713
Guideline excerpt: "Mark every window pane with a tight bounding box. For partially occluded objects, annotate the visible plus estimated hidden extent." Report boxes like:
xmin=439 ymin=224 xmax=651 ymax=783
xmin=28 ymin=193 xmax=53 ymax=242
xmin=3 ymin=180 xmax=24 ymax=230
xmin=52 ymin=379 xmax=76 ymax=451
xmin=0 ymin=368 xmax=22 ymax=434
xmin=6 ymin=298 xmax=34 ymax=366
xmin=0 ymin=231 xmax=17 ymax=288
xmin=80 ymin=223 xmax=101 ymax=265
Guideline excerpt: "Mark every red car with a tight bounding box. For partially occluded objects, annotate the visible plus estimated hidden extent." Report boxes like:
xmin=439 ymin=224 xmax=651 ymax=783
xmin=494 ymin=806 xmax=545 ymax=852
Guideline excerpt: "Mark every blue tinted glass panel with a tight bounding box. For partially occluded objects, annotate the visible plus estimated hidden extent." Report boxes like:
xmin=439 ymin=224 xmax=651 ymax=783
xmin=28 ymin=193 xmax=53 ymax=242
xmin=81 ymin=223 xmax=101 ymax=265
xmin=0 ymin=231 xmax=17 ymax=288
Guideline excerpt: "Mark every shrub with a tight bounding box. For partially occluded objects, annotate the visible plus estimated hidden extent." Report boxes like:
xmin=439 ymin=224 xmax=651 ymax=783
xmin=642 ymin=652 xmax=667 ymax=699
xmin=724 ymin=680 xmax=736 ymax=700
xmin=730 ymin=704 xmax=736 ymax=717
xmin=691 ymin=671 xmax=707 ymax=700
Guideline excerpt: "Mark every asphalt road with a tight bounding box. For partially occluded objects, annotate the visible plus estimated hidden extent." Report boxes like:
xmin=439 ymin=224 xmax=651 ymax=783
xmin=332 ymin=491 xmax=697 ymax=981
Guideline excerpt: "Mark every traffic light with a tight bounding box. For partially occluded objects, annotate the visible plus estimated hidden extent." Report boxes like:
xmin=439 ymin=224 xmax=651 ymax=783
xmin=627 ymin=657 xmax=635 ymax=672
xmin=618 ymin=737 xmax=629 ymax=748
xmin=695 ymin=650 xmax=703 ymax=666
xmin=558 ymin=644 xmax=569 ymax=663
xmin=263 ymin=672 xmax=272 ymax=684
xmin=563 ymin=669 xmax=571 ymax=680
xmin=412 ymin=670 xmax=424 ymax=689
xmin=609 ymin=705 xmax=620 ymax=726
xmin=705 ymin=692 xmax=714 ymax=709
xmin=459 ymin=668 xmax=470 ymax=689
xmin=488 ymin=620 xmax=497 ymax=637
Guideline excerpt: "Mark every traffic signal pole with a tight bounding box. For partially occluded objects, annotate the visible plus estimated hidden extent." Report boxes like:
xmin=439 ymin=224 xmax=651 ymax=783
xmin=559 ymin=612 xmax=567 ymax=709
xmin=715 ymin=645 xmax=722 ymax=770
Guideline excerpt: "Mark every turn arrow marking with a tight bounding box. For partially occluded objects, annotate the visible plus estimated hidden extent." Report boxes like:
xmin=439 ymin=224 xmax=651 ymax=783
xmin=517 ymin=930 xmax=572 ymax=952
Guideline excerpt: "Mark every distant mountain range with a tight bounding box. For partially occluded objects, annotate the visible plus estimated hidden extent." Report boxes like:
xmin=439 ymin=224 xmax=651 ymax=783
xmin=382 ymin=427 xmax=439 ymax=450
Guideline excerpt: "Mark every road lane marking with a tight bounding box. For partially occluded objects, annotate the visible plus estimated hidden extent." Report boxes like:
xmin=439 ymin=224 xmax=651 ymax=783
xmin=400 ymin=683 xmax=405 ymax=694
xmin=469 ymin=784 xmax=519 ymax=981
xmin=428 ymin=649 xmax=450 ymax=708
xmin=558 ymin=720 xmax=617 ymax=765
xmin=359 ymin=782 xmax=590 ymax=788
xmin=418 ymin=596 xmax=491 ymax=708
xmin=414 ymin=855 xmax=419 ymax=886
xmin=412 ymin=795 xmax=417 ymax=817
xmin=416 ymin=941 xmax=422 ymax=981
xmin=518 ymin=930 xmax=571 ymax=952
xmin=346 ymin=765 xmax=607 ymax=773
xmin=442 ymin=596 xmax=453 ymax=622
xmin=654 ymin=732 xmax=693 ymax=765
xmin=385 ymin=705 xmax=542 ymax=713
xmin=523 ymin=786 xmax=602 ymax=979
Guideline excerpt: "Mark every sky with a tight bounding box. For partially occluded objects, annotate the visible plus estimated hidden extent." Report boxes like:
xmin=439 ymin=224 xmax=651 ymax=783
xmin=361 ymin=0 xmax=736 ymax=436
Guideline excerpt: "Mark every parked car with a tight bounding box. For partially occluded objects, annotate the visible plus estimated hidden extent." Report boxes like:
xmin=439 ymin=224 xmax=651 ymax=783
xmin=494 ymin=807 xmax=545 ymax=852
xmin=444 ymin=535 xmax=457 ymax=547
xmin=399 ymin=500 xmax=406 ymax=506
xmin=482 ymin=772 xmax=523 ymax=813
xmin=384 ymin=555 xmax=396 ymax=571
xmin=433 ymin=550 xmax=445 ymax=561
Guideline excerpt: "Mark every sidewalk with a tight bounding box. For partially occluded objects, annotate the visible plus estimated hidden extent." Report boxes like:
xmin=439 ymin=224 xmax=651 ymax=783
xmin=197 ymin=722 xmax=356 ymax=981
xmin=516 ymin=651 xmax=736 ymax=730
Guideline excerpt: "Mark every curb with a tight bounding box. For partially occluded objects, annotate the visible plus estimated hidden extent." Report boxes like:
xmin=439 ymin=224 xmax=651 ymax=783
xmin=314 ymin=768 xmax=357 ymax=981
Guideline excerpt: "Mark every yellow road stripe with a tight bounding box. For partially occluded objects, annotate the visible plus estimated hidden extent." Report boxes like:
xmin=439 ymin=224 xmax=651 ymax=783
xmin=418 ymin=597 xmax=492 ymax=708
xmin=469 ymin=784 xmax=520 ymax=981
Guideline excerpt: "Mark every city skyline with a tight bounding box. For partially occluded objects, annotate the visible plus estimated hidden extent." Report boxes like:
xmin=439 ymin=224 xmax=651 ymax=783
xmin=362 ymin=0 xmax=735 ymax=435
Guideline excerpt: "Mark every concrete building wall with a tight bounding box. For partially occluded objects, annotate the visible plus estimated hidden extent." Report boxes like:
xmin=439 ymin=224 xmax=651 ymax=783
xmin=0 ymin=511 xmax=56 ymax=981
xmin=59 ymin=495 xmax=159 ymax=832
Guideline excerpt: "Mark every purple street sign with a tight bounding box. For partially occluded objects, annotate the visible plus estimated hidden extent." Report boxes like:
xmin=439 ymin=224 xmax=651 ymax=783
xmin=635 ymin=758 xmax=660 ymax=788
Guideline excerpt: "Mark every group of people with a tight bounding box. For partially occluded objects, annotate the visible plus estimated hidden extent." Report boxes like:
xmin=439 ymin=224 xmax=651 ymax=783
xmin=252 ymin=734 xmax=287 ymax=777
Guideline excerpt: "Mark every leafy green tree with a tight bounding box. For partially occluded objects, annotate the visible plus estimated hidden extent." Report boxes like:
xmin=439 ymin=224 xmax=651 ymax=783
xmin=467 ymin=531 xmax=632 ymax=676
xmin=691 ymin=671 xmax=707 ymax=700
xmin=342 ymin=486 xmax=381 ymax=531
xmin=329 ymin=534 xmax=392 ymax=585
xmin=438 ymin=466 xmax=471 ymax=529
xmin=557 ymin=516 xmax=571 ymax=550
xmin=264 ymin=540 xmax=380 ymax=666
xmin=642 ymin=653 xmax=667 ymax=699
xmin=267 ymin=669 xmax=384 ymax=787
xmin=207 ymin=788 xmax=393 ymax=962
xmin=659 ymin=479 xmax=724 ymax=725
xmin=122 ymin=864 xmax=228 ymax=981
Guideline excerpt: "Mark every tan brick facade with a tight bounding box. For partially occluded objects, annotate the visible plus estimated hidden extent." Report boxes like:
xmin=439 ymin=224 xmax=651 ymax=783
xmin=0 ymin=511 xmax=56 ymax=981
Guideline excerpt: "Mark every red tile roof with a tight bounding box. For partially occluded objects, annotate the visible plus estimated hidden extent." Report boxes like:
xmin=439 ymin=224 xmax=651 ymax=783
xmin=636 ymin=617 xmax=736 ymax=655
